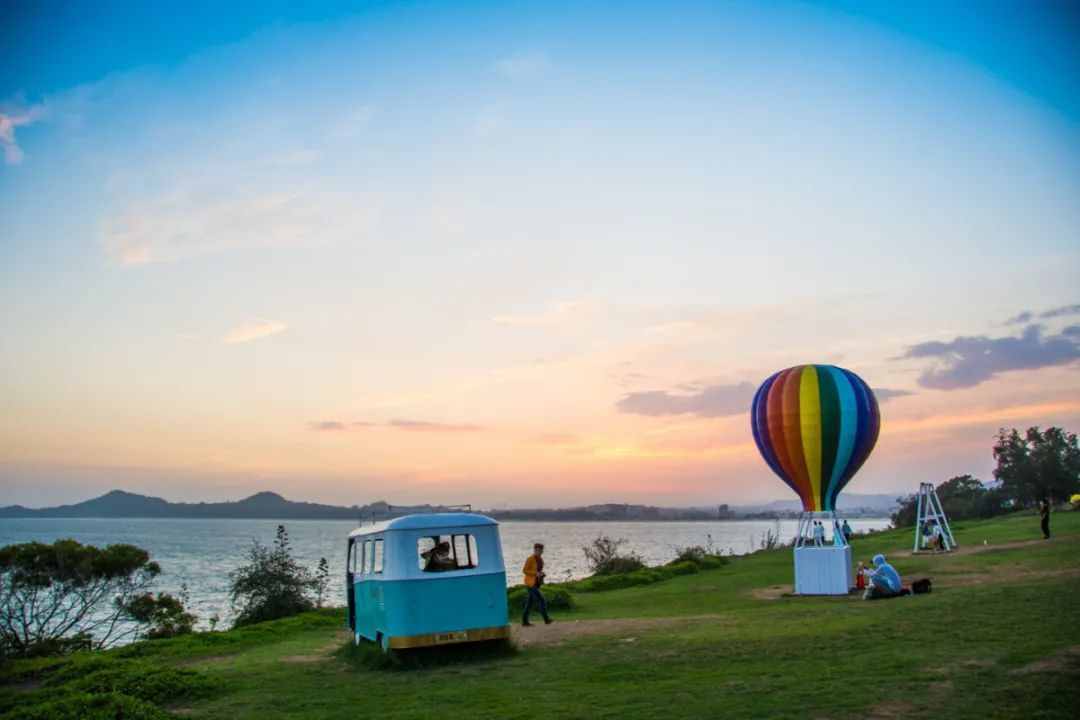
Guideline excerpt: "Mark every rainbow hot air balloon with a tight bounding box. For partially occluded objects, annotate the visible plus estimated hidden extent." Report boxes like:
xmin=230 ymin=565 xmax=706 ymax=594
xmin=750 ymin=365 xmax=879 ymax=512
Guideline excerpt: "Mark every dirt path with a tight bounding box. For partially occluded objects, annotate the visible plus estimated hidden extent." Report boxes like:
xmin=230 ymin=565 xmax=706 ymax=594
xmin=893 ymin=538 xmax=1047 ymax=558
xmin=280 ymin=630 xmax=351 ymax=663
xmin=510 ymin=614 xmax=730 ymax=648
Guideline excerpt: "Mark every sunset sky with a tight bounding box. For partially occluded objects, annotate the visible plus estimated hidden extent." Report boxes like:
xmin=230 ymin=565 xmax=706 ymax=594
xmin=2 ymin=1 xmax=1079 ymax=508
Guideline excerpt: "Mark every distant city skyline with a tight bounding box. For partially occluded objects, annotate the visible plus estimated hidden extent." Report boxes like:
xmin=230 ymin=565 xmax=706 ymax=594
xmin=2 ymin=2 xmax=1079 ymax=507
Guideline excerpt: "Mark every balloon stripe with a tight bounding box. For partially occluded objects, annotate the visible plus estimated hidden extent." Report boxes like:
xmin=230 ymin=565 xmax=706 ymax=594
xmin=765 ymin=368 xmax=802 ymax=505
xmin=781 ymin=367 xmax=812 ymax=505
xmin=799 ymin=366 xmax=823 ymax=511
xmin=752 ymin=374 xmax=789 ymax=490
xmin=839 ymin=368 xmax=873 ymax=489
xmin=840 ymin=374 xmax=881 ymax=495
xmin=816 ymin=366 xmax=841 ymax=510
xmin=824 ymin=366 xmax=857 ymax=510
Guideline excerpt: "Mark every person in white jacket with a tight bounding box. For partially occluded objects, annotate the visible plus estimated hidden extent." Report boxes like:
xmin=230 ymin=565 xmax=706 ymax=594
xmin=864 ymin=553 xmax=902 ymax=600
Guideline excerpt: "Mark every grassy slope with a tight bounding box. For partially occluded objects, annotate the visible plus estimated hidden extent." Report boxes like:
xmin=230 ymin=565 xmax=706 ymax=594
xmin=5 ymin=512 xmax=1079 ymax=719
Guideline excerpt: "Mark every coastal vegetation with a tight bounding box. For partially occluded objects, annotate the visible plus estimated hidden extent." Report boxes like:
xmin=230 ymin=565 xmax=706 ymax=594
xmin=229 ymin=526 xmax=328 ymax=628
xmin=0 ymin=540 xmax=193 ymax=657
xmin=2 ymin=510 xmax=1077 ymax=718
xmin=892 ymin=425 xmax=1078 ymax=527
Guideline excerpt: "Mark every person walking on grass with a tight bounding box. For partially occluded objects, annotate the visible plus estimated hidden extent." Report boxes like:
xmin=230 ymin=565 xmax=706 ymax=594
xmin=522 ymin=543 xmax=552 ymax=626
xmin=1039 ymin=499 xmax=1051 ymax=540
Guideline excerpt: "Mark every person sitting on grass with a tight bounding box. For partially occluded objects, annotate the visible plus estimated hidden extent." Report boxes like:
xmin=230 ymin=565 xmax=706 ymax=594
xmin=522 ymin=543 xmax=552 ymax=626
xmin=863 ymin=553 xmax=902 ymax=600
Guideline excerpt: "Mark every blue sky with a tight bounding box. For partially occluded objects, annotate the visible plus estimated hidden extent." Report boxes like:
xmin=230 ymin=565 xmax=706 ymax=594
xmin=2 ymin=1 xmax=1079 ymax=507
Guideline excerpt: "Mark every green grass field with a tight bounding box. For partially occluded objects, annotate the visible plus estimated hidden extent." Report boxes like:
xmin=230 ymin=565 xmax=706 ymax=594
xmin=3 ymin=511 xmax=1079 ymax=719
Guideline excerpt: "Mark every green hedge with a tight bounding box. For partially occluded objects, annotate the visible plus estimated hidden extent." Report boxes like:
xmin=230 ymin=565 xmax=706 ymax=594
xmin=565 ymin=554 xmax=729 ymax=593
xmin=1 ymin=691 xmax=172 ymax=720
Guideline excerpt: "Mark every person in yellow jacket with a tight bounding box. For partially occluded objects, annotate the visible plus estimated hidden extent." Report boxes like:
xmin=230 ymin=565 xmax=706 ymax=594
xmin=522 ymin=543 xmax=552 ymax=626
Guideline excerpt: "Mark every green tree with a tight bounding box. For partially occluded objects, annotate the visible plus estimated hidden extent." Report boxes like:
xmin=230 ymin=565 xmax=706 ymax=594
xmin=313 ymin=557 xmax=330 ymax=609
xmin=993 ymin=426 xmax=1080 ymax=505
xmin=229 ymin=525 xmax=316 ymax=627
xmin=0 ymin=539 xmax=184 ymax=656
xmin=891 ymin=474 xmax=1005 ymax=527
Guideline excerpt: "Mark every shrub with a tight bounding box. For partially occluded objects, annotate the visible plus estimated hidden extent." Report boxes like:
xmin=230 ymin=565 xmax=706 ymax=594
xmin=506 ymin=586 xmax=575 ymax=615
xmin=752 ymin=521 xmax=782 ymax=552
xmin=582 ymin=536 xmax=645 ymax=575
xmin=229 ymin=525 xmax=326 ymax=627
xmin=124 ymin=590 xmax=197 ymax=640
xmin=692 ymin=554 xmax=730 ymax=571
xmin=673 ymin=545 xmax=707 ymax=564
xmin=568 ymin=553 xmax=728 ymax=593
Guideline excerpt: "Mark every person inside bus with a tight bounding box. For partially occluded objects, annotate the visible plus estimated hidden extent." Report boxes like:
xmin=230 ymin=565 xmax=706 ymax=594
xmin=421 ymin=539 xmax=456 ymax=571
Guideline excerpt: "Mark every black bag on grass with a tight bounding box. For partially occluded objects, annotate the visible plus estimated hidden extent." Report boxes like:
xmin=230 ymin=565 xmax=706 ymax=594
xmin=912 ymin=578 xmax=932 ymax=594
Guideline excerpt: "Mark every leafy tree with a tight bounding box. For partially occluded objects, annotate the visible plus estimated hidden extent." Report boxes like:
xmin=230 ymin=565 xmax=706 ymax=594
xmin=229 ymin=525 xmax=317 ymax=627
xmin=0 ymin=539 xmax=185 ymax=656
xmin=891 ymin=474 xmax=1006 ymax=527
xmin=993 ymin=426 xmax=1080 ymax=505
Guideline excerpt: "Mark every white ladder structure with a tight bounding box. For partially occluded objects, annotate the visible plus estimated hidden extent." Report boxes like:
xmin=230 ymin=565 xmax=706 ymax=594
xmin=912 ymin=482 xmax=957 ymax=553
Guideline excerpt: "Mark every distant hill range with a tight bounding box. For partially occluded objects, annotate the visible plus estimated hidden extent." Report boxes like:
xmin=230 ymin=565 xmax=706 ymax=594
xmin=0 ymin=490 xmax=899 ymax=521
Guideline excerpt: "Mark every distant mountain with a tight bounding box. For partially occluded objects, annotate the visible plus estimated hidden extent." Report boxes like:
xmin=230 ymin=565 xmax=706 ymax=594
xmin=0 ymin=490 xmax=897 ymax=521
xmin=0 ymin=490 xmax=444 ymax=520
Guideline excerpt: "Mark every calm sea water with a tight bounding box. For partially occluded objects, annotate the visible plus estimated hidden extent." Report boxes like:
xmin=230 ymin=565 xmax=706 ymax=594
xmin=0 ymin=517 xmax=889 ymax=627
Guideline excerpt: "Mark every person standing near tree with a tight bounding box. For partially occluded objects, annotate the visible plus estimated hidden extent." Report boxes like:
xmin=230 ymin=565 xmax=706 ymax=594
xmin=521 ymin=543 xmax=552 ymax=626
xmin=1039 ymin=499 xmax=1051 ymax=540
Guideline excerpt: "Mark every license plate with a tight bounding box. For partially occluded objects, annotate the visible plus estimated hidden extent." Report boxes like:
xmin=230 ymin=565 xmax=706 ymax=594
xmin=434 ymin=631 xmax=467 ymax=644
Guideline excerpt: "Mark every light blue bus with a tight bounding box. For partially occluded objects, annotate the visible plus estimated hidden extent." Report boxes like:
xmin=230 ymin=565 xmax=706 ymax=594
xmin=345 ymin=513 xmax=510 ymax=651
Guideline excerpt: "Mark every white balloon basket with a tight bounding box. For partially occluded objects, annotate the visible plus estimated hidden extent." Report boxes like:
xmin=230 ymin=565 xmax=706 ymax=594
xmin=792 ymin=511 xmax=852 ymax=596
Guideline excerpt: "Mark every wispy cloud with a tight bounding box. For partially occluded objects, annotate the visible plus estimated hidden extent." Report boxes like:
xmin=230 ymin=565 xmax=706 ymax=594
xmin=616 ymin=382 xmax=756 ymax=418
xmin=492 ymin=52 xmax=551 ymax=80
xmin=899 ymin=324 xmax=1080 ymax=389
xmin=388 ymin=419 xmax=483 ymax=432
xmin=103 ymin=189 xmax=374 ymax=265
xmin=223 ymin=320 xmax=287 ymax=344
xmin=0 ymin=102 xmax=46 ymax=165
xmin=492 ymin=301 xmax=586 ymax=327
xmin=1005 ymin=303 xmax=1080 ymax=325
xmin=309 ymin=419 xmax=484 ymax=433
xmin=310 ymin=421 xmax=346 ymax=431
xmin=874 ymin=388 xmax=914 ymax=402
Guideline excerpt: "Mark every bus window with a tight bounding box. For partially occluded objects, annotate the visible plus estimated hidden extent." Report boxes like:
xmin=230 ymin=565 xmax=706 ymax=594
xmin=418 ymin=534 xmax=478 ymax=571
xmin=373 ymin=539 xmax=384 ymax=574
xmin=453 ymin=534 xmax=476 ymax=568
xmin=364 ymin=540 xmax=374 ymax=574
